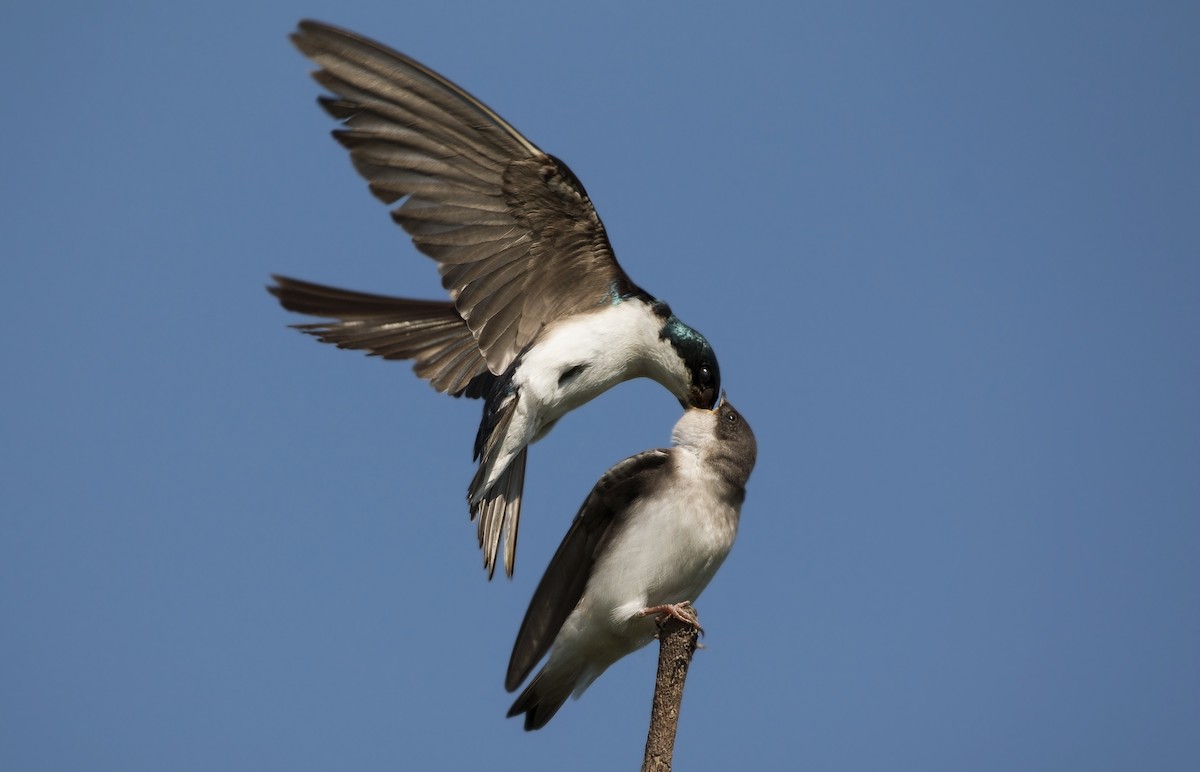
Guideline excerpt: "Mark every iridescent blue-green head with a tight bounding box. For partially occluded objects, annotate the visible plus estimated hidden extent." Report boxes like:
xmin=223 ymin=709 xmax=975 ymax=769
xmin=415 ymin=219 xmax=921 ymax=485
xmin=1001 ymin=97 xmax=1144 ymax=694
xmin=659 ymin=311 xmax=720 ymax=409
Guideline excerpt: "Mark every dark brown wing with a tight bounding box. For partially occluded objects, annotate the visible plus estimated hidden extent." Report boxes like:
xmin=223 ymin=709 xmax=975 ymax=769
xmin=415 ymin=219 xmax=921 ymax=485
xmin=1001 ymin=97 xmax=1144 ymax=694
xmin=505 ymin=448 xmax=671 ymax=692
xmin=291 ymin=20 xmax=643 ymax=376
xmin=268 ymin=275 xmax=493 ymax=398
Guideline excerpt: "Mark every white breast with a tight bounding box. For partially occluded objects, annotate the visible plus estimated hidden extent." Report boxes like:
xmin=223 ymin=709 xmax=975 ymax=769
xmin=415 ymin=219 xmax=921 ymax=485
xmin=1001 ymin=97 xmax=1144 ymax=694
xmin=514 ymin=301 xmax=687 ymax=419
xmin=589 ymin=447 xmax=739 ymax=627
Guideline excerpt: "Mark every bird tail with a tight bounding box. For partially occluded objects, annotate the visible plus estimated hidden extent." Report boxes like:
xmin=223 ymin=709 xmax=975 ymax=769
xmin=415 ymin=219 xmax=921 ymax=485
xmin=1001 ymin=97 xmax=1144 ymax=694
xmin=506 ymin=665 xmax=575 ymax=731
xmin=470 ymin=446 xmax=526 ymax=579
xmin=267 ymin=275 xmax=493 ymax=398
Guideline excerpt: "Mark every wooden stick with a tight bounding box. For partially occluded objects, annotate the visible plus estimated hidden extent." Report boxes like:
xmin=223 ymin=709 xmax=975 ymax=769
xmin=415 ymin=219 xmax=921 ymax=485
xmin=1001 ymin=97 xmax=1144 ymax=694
xmin=641 ymin=614 xmax=701 ymax=772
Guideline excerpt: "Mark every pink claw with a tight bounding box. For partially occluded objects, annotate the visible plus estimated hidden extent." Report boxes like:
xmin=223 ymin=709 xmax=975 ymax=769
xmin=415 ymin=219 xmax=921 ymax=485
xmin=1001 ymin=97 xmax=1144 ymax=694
xmin=639 ymin=600 xmax=704 ymax=634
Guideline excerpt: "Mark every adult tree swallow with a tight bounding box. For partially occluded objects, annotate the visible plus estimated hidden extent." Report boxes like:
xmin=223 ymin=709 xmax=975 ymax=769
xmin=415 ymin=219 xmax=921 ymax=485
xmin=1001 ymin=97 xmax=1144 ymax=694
xmin=506 ymin=398 xmax=756 ymax=730
xmin=269 ymin=21 xmax=720 ymax=579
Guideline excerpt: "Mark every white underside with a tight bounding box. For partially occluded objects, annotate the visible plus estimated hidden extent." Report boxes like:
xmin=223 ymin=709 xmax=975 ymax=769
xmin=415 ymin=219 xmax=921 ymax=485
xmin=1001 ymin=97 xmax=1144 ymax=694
xmin=540 ymin=414 xmax=739 ymax=697
xmin=475 ymin=301 xmax=689 ymax=498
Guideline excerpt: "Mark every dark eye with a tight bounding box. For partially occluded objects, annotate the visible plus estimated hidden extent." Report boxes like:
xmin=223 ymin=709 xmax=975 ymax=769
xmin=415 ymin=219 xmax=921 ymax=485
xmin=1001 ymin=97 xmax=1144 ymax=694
xmin=726 ymin=411 xmax=737 ymax=423
xmin=699 ymin=365 xmax=712 ymax=385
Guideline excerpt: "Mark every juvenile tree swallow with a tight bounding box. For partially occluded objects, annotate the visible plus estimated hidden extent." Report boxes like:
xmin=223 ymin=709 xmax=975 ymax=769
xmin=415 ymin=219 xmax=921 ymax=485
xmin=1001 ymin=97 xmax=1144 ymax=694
xmin=269 ymin=21 xmax=720 ymax=579
xmin=506 ymin=398 xmax=756 ymax=730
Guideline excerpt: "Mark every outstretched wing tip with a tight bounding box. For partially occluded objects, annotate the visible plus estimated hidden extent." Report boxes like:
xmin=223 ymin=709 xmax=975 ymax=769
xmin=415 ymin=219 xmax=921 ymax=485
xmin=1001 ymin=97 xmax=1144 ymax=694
xmin=288 ymin=20 xmax=636 ymax=375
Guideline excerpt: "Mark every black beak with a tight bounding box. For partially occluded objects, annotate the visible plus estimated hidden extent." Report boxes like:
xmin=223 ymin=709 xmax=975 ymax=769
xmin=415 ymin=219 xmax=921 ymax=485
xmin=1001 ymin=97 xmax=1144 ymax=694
xmin=688 ymin=384 xmax=719 ymax=410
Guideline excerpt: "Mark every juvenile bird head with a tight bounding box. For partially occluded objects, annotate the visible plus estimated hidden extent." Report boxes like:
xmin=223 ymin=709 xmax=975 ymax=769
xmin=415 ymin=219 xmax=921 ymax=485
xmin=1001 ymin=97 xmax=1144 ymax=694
xmin=671 ymin=396 xmax=757 ymax=491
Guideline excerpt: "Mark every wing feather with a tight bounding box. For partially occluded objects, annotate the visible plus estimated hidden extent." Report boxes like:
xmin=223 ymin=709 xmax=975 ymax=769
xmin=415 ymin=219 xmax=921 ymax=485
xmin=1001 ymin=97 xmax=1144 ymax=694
xmin=268 ymin=275 xmax=493 ymax=397
xmin=291 ymin=20 xmax=644 ymax=375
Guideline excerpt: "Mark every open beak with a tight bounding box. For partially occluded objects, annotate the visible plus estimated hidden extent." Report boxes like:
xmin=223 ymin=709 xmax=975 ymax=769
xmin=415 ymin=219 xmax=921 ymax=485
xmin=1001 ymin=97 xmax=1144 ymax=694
xmin=687 ymin=384 xmax=719 ymax=410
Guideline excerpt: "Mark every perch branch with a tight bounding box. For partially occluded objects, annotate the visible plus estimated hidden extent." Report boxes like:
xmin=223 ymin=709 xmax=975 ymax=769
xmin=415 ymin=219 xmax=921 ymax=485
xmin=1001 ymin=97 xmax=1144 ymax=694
xmin=641 ymin=611 xmax=702 ymax=772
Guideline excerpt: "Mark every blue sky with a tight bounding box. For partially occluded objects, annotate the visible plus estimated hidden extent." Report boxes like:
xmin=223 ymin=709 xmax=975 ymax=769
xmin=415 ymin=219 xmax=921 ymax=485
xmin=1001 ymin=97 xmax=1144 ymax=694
xmin=2 ymin=2 xmax=1197 ymax=770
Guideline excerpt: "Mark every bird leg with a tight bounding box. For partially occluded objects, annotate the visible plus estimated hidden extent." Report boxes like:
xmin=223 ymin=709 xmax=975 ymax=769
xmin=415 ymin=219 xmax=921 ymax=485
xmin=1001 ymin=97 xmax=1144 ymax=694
xmin=639 ymin=600 xmax=704 ymax=635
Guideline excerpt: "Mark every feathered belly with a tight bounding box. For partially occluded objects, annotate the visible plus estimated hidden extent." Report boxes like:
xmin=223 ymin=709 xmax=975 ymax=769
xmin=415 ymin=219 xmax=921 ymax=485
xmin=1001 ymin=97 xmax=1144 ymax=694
xmin=590 ymin=493 xmax=738 ymax=626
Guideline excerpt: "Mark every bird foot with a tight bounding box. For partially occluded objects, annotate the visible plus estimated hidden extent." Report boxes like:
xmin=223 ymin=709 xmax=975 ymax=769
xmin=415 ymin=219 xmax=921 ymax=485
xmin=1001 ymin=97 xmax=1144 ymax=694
xmin=639 ymin=600 xmax=704 ymax=635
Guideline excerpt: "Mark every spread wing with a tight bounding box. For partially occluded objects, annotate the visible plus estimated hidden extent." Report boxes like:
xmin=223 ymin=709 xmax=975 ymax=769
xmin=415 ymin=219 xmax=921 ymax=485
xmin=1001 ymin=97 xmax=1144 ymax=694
xmin=291 ymin=20 xmax=644 ymax=376
xmin=268 ymin=275 xmax=494 ymax=398
xmin=505 ymin=448 xmax=671 ymax=691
